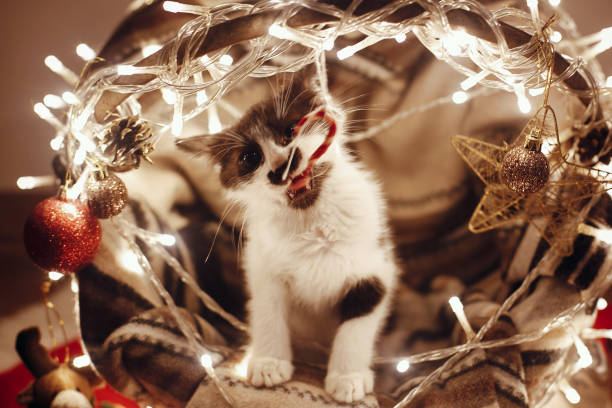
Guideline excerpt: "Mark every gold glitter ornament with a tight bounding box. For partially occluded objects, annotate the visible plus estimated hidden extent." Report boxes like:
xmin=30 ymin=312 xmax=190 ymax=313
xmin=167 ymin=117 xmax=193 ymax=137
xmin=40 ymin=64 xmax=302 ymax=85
xmin=500 ymin=146 xmax=550 ymax=194
xmin=86 ymin=173 xmax=128 ymax=218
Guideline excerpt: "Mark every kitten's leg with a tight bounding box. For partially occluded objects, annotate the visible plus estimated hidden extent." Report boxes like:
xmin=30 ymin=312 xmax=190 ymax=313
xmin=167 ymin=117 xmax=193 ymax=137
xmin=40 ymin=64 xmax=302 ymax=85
xmin=325 ymin=277 xmax=388 ymax=403
xmin=247 ymin=276 xmax=294 ymax=387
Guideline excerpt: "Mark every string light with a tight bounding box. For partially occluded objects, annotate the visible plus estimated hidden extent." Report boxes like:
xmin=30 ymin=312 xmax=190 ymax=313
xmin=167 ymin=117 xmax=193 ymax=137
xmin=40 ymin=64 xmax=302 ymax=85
xmin=396 ymin=359 xmax=410 ymax=373
xmin=452 ymin=91 xmax=468 ymax=104
xmin=163 ymin=1 xmax=183 ymax=13
xmin=50 ymin=135 xmax=64 ymax=151
xmin=161 ymin=88 xmax=178 ymax=105
xmin=572 ymin=333 xmax=593 ymax=369
xmin=219 ymin=54 xmax=233 ymax=66
xmin=597 ymin=298 xmax=608 ymax=310
xmin=43 ymin=55 xmax=78 ymax=85
xmin=549 ymin=0 xmax=561 ymax=6
xmin=448 ymin=296 xmax=475 ymax=340
xmin=117 ymin=65 xmax=138 ymax=75
xmin=559 ymin=379 xmax=580 ymax=404
xmin=43 ymin=94 xmax=65 ymax=110
xmin=550 ymin=31 xmax=562 ymax=43
xmin=72 ymin=355 xmax=91 ymax=368
xmin=33 ymin=102 xmax=53 ymax=120
xmin=157 ymin=234 xmax=176 ymax=246
xmin=142 ymin=44 xmax=162 ymax=58
xmin=394 ymin=33 xmax=407 ymax=43
xmin=62 ymin=91 xmax=80 ymax=105
xmin=119 ymin=250 xmax=145 ymax=275
xmin=75 ymin=43 xmax=96 ymax=61
xmin=16 ymin=175 xmax=56 ymax=190
xmin=200 ymin=353 xmax=213 ymax=369
xmin=606 ymin=76 xmax=612 ymax=88
xmin=48 ymin=271 xmax=64 ymax=281
xmin=460 ymin=70 xmax=489 ymax=91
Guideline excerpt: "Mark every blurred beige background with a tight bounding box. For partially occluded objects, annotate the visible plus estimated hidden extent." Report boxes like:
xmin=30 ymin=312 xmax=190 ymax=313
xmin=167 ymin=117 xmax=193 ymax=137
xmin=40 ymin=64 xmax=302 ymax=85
xmin=0 ymin=0 xmax=610 ymax=192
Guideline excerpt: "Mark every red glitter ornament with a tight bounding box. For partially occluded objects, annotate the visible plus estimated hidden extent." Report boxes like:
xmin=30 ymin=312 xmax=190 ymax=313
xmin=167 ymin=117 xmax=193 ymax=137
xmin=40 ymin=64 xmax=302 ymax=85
xmin=23 ymin=197 xmax=101 ymax=273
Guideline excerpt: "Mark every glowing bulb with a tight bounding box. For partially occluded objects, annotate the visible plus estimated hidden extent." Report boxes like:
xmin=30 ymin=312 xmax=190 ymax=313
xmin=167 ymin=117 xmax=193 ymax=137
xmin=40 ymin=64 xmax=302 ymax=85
xmin=323 ymin=38 xmax=335 ymax=51
xmin=549 ymin=0 xmax=560 ymax=6
xmin=163 ymin=1 xmax=183 ymax=12
xmin=526 ymin=0 xmax=538 ymax=9
xmin=514 ymin=84 xmax=531 ymax=114
xmin=142 ymin=44 xmax=162 ymax=58
xmin=48 ymin=271 xmax=64 ymax=281
xmin=50 ymin=135 xmax=64 ymax=151
xmin=396 ymin=359 xmax=410 ymax=373
xmin=74 ymin=147 xmax=87 ymax=166
xmin=200 ymin=353 xmax=213 ymax=369
xmin=219 ymin=54 xmax=233 ymax=66
xmin=606 ymin=76 xmax=612 ymax=88
xmin=234 ymin=352 xmax=251 ymax=378
xmin=44 ymin=55 xmax=63 ymax=73
xmin=395 ymin=33 xmax=407 ymax=43
xmin=158 ymin=234 xmax=176 ymax=246
xmin=62 ymin=91 xmax=80 ymax=105
xmin=269 ymin=23 xmax=290 ymax=40
xmin=337 ymin=46 xmax=355 ymax=60
xmin=44 ymin=94 xmax=65 ymax=109
xmin=449 ymin=296 xmax=475 ymax=340
xmin=161 ymin=88 xmax=178 ymax=105
xmin=117 ymin=65 xmax=138 ymax=75
xmin=529 ymin=87 xmax=545 ymax=96
xmin=120 ymin=250 xmax=144 ymax=275
xmin=75 ymin=43 xmax=96 ymax=61
xmin=196 ymin=90 xmax=208 ymax=106
xmin=34 ymin=103 xmax=53 ymax=120
xmin=550 ymin=31 xmax=562 ymax=43
xmin=574 ymin=335 xmax=593 ymax=369
xmin=71 ymin=278 xmax=79 ymax=293
xmin=452 ymin=91 xmax=468 ymax=104
xmin=560 ymin=380 xmax=580 ymax=404
xmin=461 ymin=70 xmax=488 ymax=91
xmin=597 ymin=298 xmax=608 ymax=310
xmin=72 ymin=355 xmax=91 ymax=368
xmin=17 ymin=177 xmax=35 ymax=190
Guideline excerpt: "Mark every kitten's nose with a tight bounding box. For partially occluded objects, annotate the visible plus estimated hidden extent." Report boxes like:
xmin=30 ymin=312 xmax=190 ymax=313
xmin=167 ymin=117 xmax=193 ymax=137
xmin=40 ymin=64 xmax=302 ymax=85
xmin=267 ymin=149 xmax=302 ymax=185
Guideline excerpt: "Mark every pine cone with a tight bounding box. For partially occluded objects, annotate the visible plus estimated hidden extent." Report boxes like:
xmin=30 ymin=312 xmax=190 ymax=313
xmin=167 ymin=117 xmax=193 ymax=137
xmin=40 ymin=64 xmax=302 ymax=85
xmin=101 ymin=116 xmax=154 ymax=172
xmin=577 ymin=124 xmax=611 ymax=164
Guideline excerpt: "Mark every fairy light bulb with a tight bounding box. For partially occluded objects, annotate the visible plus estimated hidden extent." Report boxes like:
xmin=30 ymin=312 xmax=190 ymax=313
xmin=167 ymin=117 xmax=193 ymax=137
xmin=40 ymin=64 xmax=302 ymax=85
xmin=452 ymin=91 xmax=468 ymax=104
xmin=48 ymin=271 xmax=63 ymax=281
xmin=606 ymin=76 xmax=612 ymax=88
xmin=117 ymin=65 xmax=138 ymax=75
xmin=72 ymin=355 xmax=91 ymax=368
xmin=200 ymin=353 xmax=213 ymax=369
xmin=157 ymin=234 xmax=176 ymax=246
xmin=559 ymin=379 xmax=580 ymax=404
xmin=120 ymin=250 xmax=144 ymax=275
xmin=75 ymin=43 xmax=96 ymax=61
xmin=573 ymin=333 xmax=593 ymax=369
xmin=219 ymin=54 xmax=233 ymax=66
xmin=461 ymin=70 xmax=488 ymax=91
xmin=62 ymin=91 xmax=80 ymax=105
xmin=323 ymin=38 xmax=335 ymax=51
xmin=550 ymin=31 xmax=562 ymax=43
xmin=526 ymin=0 xmax=538 ymax=9
xmin=597 ymin=298 xmax=608 ymax=310
xmin=44 ymin=55 xmax=63 ymax=72
xmin=163 ymin=1 xmax=182 ymax=13
xmin=396 ymin=359 xmax=410 ymax=373
xmin=34 ymin=103 xmax=53 ymax=120
xmin=50 ymin=135 xmax=64 ymax=151
xmin=161 ymin=88 xmax=178 ymax=105
xmin=43 ymin=94 xmax=65 ymax=109
xmin=514 ymin=84 xmax=531 ymax=114
xmin=395 ymin=33 xmax=407 ymax=43
xmin=549 ymin=0 xmax=560 ymax=6
xmin=449 ymin=296 xmax=475 ymax=340
xmin=17 ymin=176 xmax=55 ymax=190
xmin=142 ymin=44 xmax=162 ymax=58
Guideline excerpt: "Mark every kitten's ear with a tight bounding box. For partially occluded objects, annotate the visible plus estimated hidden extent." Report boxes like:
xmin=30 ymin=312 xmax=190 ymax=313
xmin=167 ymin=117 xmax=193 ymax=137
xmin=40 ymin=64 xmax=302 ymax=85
xmin=175 ymin=135 xmax=212 ymax=154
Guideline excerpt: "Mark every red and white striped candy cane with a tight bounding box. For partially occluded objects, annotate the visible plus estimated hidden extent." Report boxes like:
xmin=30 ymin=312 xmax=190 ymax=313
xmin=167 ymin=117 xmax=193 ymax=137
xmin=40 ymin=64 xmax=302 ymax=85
xmin=288 ymin=108 xmax=337 ymax=192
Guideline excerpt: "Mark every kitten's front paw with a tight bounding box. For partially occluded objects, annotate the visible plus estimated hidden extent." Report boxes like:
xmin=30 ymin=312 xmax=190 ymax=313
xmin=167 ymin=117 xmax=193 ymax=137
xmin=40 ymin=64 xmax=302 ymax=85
xmin=247 ymin=356 xmax=294 ymax=387
xmin=325 ymin=370 xmax=374 ymax=403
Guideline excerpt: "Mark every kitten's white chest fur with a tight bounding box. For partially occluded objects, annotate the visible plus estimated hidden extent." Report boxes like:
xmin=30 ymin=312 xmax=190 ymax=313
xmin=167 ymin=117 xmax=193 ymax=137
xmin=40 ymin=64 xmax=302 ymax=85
xmin=242 ymin=152 xmax=397 ymax=402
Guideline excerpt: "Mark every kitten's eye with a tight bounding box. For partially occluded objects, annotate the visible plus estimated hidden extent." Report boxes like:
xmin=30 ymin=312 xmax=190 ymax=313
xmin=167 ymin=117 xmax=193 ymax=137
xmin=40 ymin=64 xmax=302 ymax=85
xmin=238 ymin=144 xmax=262 ymax=175
xmin=280 ymin=124 xmax=296 ymax=146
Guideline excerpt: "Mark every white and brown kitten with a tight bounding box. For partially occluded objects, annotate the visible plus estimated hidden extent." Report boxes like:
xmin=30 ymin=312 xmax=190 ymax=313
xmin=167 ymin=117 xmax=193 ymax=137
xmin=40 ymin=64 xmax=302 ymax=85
xmin=179 ymin=74 xmax=397 ymax=403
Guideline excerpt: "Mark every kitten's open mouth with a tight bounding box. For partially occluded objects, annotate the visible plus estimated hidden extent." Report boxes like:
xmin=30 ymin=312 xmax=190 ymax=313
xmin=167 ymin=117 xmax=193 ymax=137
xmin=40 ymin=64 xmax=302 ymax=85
xmin=286 ymin=171 xmax=313 ymax=201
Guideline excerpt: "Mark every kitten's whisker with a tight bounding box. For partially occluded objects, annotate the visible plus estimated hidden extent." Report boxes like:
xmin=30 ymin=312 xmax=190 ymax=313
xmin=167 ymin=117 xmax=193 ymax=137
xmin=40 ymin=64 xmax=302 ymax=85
xmin=205 ymin=201 xmax=238 ymax=264
xmin=282 ymin=145 xmax=298 ymax=181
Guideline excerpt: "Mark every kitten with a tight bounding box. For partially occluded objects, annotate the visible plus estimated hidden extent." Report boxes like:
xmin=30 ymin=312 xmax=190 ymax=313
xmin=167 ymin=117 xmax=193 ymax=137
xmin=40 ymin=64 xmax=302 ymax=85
xmin=179 ymin=73 xmax=397 ymax=403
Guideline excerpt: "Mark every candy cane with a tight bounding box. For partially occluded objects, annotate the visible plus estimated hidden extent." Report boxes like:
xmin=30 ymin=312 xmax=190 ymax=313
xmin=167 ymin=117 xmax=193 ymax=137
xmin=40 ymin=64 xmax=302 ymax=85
xmin=288 ymin=109 xmax=337 ymax=192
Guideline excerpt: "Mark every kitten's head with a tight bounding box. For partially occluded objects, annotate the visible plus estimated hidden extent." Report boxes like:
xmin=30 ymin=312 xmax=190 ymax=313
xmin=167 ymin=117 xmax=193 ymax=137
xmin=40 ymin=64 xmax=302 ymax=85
xmin=179 ymin=74 xmax=341 ymax=210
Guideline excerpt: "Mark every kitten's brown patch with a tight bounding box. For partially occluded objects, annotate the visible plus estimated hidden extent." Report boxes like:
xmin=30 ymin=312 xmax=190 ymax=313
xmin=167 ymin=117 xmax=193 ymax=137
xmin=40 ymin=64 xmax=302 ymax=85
xmin=338 ymin=277 xmax=386 ymax=322
xmin=209 ymin=137 xmax=262 ymax=188
xmin=287 ymin=162 xmax=332 ymax=209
